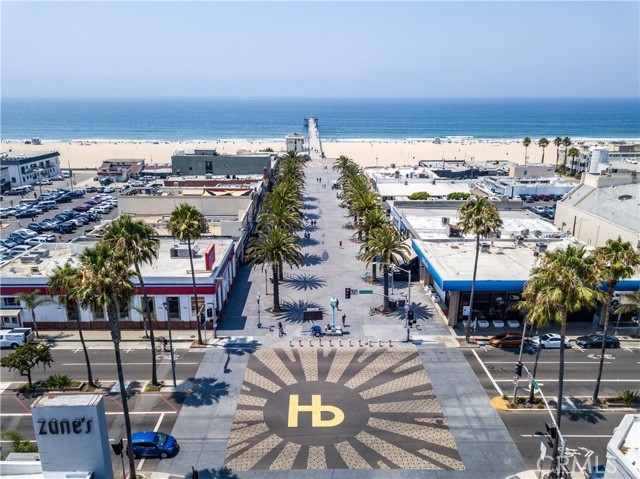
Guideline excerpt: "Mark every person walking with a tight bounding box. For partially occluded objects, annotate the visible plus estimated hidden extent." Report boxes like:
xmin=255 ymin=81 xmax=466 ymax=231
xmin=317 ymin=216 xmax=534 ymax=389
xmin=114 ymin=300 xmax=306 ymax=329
xmin=278 ymin=321 xmax=286 ymax=338
xmin=342 ymin=314 xmax=346 ymax=328
xmin=339 ymin=240 xmax=342 ymax=248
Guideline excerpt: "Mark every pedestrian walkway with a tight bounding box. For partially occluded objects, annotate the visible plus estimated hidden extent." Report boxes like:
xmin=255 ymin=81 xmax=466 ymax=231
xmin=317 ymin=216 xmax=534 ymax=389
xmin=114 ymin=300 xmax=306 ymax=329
xmin=155 ymin=149 xmax=529 ymax=478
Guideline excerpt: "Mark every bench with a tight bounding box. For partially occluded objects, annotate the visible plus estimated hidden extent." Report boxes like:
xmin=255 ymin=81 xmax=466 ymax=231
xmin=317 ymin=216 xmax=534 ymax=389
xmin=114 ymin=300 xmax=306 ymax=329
xmin=325 ymin=328 xmax=344 ymax=336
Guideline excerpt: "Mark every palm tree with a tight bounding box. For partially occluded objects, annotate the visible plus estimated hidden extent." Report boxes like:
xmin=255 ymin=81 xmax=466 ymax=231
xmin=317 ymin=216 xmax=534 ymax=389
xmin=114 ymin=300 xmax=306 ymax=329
xmin=567 ymin=147 xmax=580 ymax=175
xmin=591 ymin=238 xmax=640 ymax=403
xmin=76 ymin=244 xmax=137 ymax=479
xmin=515 ymin=283 xmax=563 ymax=403
xmin=523 ymin=137 xmax=531 ymax=164
xmin=457 ymin=197 xmax=503 ymax=341
xmin=48 ymin=263 xmax=95 ymax=388
xmin=101 ymin=215 xmax=161 ymax=385
xmin=527 ymin=245 xmax=599 ymax=473
xmin=246 ymin=227 xmax=303 ymax=312
xmin=17 ymin=290 xmax=50 ymax=339
xmin=562 ymin=136 xmax=572 ymax=167
xmin=553 ymin=136 xmax=563 ymax=167
xmin=167 ymin=203 xmax=208 ymax=345
xmin=538 ymin=137 xmax=549 ymax=164
xmin=359 ymin=224 xmax=410 ymax=311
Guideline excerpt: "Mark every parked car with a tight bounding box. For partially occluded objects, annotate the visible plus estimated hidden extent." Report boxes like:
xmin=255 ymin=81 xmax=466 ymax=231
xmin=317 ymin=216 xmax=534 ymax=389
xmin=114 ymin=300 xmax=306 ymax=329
xmin=0 ymin=239 xmax=18 ymax=249
xmin=103 ymin=186 xmax=115 ymax=193
xmin=51 ymin=175 xmax=65 ymax=181
xmin=25 ymin=236 xmax=54 ymax=246
xmin=129 ymin=431 xmax=179 ymax=459
xmin=12 ymin=229 xmax=38 ymax=239
xmin=490 ymin=332 xmax=525 ymax=348
xmin=575 ymin=333 xmax=620 ymax=349
xmin=73 ymin=203 xmax=92 ymax=212
xmin=530 ymin=333 xmax=571 ymax=349
xmin=10 ymin=245 xmax=33 ymax=255
xmin=85 ymin=186 xmax=98 ymax=193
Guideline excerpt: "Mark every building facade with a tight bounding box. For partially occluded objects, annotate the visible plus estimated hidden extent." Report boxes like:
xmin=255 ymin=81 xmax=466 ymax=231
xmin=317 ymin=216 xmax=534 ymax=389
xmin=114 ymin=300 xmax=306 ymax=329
xmin=171 ymin=149 xmax=273 ymax=178
xmin=0 ymin=151 xmax=61 ymax=191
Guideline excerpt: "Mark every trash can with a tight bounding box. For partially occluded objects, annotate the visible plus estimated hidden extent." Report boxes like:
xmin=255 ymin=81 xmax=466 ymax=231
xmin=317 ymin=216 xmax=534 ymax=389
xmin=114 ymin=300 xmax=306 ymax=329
xmin=389 ymin=300 xmax=398 ymax=309
xmin=398 ymin=299 xmax=406 ymax=308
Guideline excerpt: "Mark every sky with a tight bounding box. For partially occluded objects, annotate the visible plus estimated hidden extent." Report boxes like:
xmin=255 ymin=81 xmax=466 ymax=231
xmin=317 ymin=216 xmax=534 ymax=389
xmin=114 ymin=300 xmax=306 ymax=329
xmin=1 ymin=1 xmax=639 ymax=98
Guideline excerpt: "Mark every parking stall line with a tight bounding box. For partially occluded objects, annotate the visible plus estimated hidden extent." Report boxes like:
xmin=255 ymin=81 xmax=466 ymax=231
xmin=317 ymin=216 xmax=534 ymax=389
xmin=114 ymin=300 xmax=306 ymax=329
xmin=137 ymin=412 xmax=165 ymax=471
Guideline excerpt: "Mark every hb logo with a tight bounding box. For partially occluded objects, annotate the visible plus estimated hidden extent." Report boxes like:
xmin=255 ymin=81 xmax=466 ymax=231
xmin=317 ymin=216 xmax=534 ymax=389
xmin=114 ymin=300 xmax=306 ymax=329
xmin=288 ymin=395 xmax=344 ymax=428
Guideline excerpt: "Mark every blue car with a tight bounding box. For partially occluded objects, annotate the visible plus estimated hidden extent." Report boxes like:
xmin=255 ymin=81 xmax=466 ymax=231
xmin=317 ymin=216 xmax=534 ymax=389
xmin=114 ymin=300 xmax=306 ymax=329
xmin=129 ymin=431 xmax=179 ymax=459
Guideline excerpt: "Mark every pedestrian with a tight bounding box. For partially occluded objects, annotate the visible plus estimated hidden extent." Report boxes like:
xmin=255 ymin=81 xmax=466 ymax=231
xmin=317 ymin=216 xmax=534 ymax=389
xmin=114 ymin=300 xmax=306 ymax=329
xmin=278 ymin=321 xmax=285 ymax=337
xmin=342 ymin=314 xmax=346 ymax=327
xmin=336 ymin=299 xmax=340 ymax=310
xmin=339 ymin=240 xmax=342 ymax=248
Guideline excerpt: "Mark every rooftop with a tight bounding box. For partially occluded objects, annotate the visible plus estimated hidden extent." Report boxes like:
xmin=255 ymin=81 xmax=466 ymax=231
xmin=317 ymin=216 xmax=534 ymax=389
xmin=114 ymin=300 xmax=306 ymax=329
xmin=0 ymin=239 xmax=233 ymax=281
xmin=398 ymin=205 xmax=559 ymax=240
xmin=563 ymin=183 xmax=640 ymax=233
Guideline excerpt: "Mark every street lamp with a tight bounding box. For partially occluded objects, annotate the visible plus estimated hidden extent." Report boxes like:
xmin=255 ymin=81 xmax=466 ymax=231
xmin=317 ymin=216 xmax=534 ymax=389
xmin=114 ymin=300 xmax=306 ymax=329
xmin=206 ymin=301 xmax=217 ymax=339
xmin=256 ymin=292 xmax=261 ymax=328
xmin=330 ymin=297 xmax=338 ymax=332
xmin=391 ymin=265 xmax=412 ymax=342
xmin=162 ymin=302 xmax=177 ymax=387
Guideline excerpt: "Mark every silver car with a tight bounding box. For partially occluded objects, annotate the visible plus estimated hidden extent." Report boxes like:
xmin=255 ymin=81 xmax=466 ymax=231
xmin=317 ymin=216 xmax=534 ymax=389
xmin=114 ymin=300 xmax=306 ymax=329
xmin=530 ymin=333 xmax=571 ymax=349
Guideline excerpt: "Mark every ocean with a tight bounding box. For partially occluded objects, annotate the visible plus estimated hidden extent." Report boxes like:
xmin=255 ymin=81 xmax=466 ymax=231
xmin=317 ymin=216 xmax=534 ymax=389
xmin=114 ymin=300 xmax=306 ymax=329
xmin=1 ymin=97 xmax=639 ymax=141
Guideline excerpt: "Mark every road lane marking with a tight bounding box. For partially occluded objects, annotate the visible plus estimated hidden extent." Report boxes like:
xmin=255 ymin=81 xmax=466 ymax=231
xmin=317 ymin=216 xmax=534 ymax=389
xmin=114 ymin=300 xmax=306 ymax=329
xmin=138 ymin=412 xmax=165 ymax=470
xmin=482 ymin=361 xmax=612 ymax=365
xmin=495 ymin=379 xmax=640 ymax=382
xmin=0 ymin=411 xmax=177 ymax=417
xmin=471 ymin=349 xmax=503 ymax=396
xmin=61 ymin=362 xmax=198 ymax=366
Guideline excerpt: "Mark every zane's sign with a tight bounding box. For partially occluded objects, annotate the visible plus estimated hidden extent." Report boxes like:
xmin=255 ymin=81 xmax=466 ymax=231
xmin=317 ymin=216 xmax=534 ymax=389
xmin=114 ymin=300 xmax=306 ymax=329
xmin=37 ymin=416 xmax=93 ymax=435
xmin=204 ymin=244 xmax=216 ymax=270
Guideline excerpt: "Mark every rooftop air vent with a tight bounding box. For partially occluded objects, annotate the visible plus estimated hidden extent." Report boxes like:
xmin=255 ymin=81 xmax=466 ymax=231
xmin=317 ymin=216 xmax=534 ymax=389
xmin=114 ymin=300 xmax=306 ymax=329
xmin=618 ymin=194 xmax=633 ymax=201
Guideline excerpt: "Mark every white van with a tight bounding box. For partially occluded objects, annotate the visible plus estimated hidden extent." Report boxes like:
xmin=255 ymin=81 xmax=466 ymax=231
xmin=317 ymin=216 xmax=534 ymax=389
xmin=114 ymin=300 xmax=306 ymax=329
xmin=0 ymin=328 xmax=34 ymax=349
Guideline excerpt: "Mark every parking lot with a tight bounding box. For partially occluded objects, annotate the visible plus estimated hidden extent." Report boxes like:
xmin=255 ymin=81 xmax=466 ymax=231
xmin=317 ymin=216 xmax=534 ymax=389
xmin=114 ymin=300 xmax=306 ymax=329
xmin=0 ymin=172 xmax=122 ymax=260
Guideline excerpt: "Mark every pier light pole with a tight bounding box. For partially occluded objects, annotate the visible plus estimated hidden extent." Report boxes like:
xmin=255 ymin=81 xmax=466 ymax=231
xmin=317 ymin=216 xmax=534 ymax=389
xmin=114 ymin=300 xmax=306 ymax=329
xmin=330 ymin=297 xmax=338 ymax=332
xmin=162 ymin=302 xmax=177 ymax=387
xmin=257 ymin=293 xmax=261 ymax=328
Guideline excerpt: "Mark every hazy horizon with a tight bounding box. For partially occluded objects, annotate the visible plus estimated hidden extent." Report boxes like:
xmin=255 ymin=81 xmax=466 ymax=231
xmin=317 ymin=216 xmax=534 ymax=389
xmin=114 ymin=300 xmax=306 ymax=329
xmin=2 ymin=1 xmax=638 ymax=99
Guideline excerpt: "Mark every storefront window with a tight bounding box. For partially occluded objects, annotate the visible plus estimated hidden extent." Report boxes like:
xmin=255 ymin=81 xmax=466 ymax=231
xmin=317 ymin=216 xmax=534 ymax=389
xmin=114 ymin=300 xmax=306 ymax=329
xmin=191 ymin=297 xmax=205 ymax=319
xmin=166 ymin=297 xmax=180 ymax=321
xmin=92 ymin=304 xmax=106 ymax=321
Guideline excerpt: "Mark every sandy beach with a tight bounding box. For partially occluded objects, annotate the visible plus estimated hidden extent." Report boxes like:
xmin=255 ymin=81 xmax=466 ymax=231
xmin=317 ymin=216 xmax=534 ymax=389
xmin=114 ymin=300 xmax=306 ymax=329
xmin=1 ymin=138 xmax=601 ymax=170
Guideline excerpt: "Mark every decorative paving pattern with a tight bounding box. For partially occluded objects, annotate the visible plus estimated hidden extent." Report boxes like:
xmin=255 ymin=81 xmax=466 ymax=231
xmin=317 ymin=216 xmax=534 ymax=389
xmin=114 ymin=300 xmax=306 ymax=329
xmin=225 ymin=348 xmax=463 ymax=471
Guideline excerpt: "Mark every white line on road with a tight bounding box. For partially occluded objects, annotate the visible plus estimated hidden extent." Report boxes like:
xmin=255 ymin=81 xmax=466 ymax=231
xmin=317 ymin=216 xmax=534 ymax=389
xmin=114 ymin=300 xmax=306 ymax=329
xmin=61 ymin=362 xmax=199 ymax=366
xmin=519 ymin=434 xmax=611 ymax=438
xmin=495 ymin=379 xmax=640 ymax=382
xmin=471 ymin=349 xmax=503 ymax=396
xmin=0 ymin=411 xmax=176 ymax=417
xmin=482 ymin=361 xmax=612 ymax=365
xmin=138 ymin=412 xmax=165 ymax=470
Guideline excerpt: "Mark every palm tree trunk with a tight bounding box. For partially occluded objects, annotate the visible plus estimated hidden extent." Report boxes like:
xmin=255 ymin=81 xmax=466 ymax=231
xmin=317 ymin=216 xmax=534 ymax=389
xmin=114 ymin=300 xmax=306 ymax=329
xmin=75 ymin=315 xmax=94 ymax=387
xmin=541 ymin=148 xmax=545 ymax=164
xmin=272 ymin=264 xmax=281 ymax=312
xmin=30 ymin=311 xmax=40 ymax=339
xmin=279 ymin=259 xmax=284 ymax=281
xmin=187 ymin=238 xmax=203 ymax=345
xmin=464 ymin=235 xmax=481 ymax=342
xmin=136 ymin=264 xmax=158 ymax=386
xmin=372 ymin=263 xmax=377 ymax=281
xmin=382 ymin=265 xmax=390 ymax=311
xmin=108 ymin=305 xmax=136 ymax=479
xmin=552 ymin=316 xmax=568 ymax=478
xmin=592 ymin=286 xmax=615 ymax=403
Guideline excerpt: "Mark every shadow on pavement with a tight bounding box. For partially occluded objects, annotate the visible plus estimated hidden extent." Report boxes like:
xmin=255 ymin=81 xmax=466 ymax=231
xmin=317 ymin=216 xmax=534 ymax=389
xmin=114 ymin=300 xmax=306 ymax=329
xmin=299 ymin=237 xmax=321 ymax=247
xmin=189 ymin=466 xmax=239 ymax=479
xmin=171 ymin=377 xmax=230 ymax=407
xmin=279 ymin=299 xmax=325 ymax=323
xmin=222 ymin=340 xmax=260 ymax=373
xmin=284 ymin=272 xmax=326 ymax=291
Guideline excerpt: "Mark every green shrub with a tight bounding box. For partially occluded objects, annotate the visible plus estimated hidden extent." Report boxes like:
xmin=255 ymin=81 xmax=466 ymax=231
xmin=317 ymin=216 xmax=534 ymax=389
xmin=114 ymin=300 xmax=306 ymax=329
xmin=43 ymin=373 xmax=77 ymax=389
xmin=446 ymin=192 xmax=471 ymax=200
xmin=615 ymin=389 xmax=640 ymax=405
xmin=2 ymin=430 xmax=38 ymax=453
xmin=408 ymin=191 xmax=431 ymax=200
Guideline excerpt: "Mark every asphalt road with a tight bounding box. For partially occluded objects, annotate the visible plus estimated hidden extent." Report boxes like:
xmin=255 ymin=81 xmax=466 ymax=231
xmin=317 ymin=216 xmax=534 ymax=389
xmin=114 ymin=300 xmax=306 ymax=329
xmin=463 ymin=345 xmax=640 ymax=475
xmin=0 ymin=347 xmax=204 ymax=477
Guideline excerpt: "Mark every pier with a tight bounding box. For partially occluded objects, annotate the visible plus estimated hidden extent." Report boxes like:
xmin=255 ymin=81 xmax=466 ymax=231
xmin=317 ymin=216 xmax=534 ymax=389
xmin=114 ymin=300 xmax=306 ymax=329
xmin=305 ymin=116 xmax=323 ymax=161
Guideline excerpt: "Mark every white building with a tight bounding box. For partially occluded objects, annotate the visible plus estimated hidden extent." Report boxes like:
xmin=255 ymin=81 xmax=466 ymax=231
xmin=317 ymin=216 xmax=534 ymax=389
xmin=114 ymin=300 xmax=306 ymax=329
xmin=285 ymin=133 xmax=305 ymax=153
xmin=0 ymin=239 xmax=237 ymax=331
xmin=0 ymin=151 xmax=61 ymax=191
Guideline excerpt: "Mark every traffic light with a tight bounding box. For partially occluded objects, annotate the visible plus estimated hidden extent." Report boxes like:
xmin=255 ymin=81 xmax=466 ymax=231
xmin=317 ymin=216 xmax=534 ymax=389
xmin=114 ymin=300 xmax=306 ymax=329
xmin=545 ymin=422 xmax=558 ymax=439
xmin=111 ymin=438 xmax=123 ymax=455
xmin=345 ymin=287 xmax=351 ymax=299
xmin=515 ymin=362 xmax=523 ymax=377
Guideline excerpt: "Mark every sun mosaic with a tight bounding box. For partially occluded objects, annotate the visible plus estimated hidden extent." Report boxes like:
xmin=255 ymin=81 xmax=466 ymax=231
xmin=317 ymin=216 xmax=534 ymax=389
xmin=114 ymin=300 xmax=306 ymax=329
xmin=224 ymin=348 xmax=464 ymax=471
